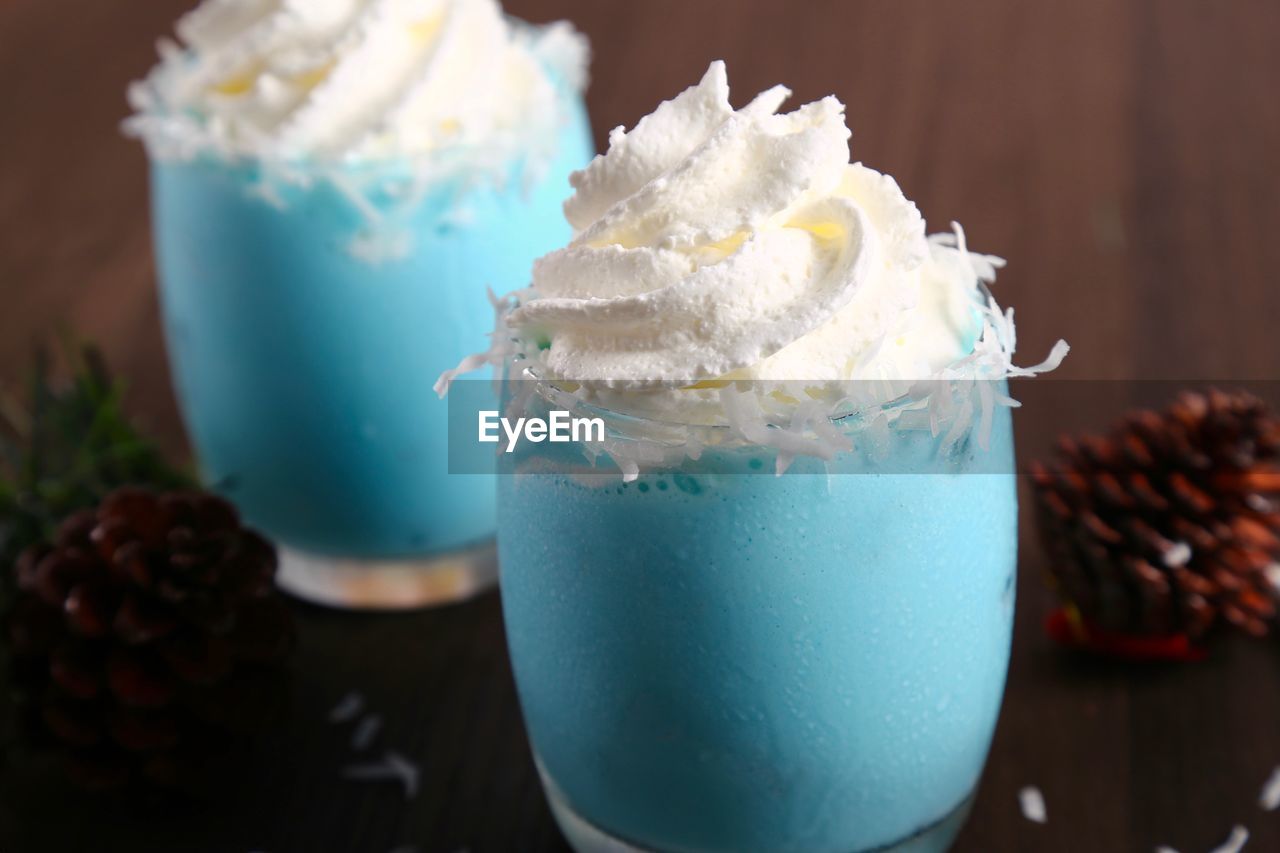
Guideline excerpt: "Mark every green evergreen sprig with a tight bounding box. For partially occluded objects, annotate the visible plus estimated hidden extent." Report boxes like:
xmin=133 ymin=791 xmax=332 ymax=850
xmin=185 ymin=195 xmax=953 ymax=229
xmin=0 ymin=345 xmax=194 ymax=603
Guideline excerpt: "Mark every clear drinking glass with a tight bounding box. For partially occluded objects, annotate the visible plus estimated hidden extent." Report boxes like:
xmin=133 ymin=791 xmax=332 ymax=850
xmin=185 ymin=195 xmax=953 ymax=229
xmin=145 ymin=89 xmax=592 ymax=609
xmin=498 ymin=381 xmax=1017 ymax=852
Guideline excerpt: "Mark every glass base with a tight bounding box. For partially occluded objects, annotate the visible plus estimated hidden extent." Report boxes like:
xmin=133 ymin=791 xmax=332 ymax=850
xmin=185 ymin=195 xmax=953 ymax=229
xmin=275 ymin=540 xmax=497 ymax=610
xmin=541 ymin=765 xmax=974 ymax=853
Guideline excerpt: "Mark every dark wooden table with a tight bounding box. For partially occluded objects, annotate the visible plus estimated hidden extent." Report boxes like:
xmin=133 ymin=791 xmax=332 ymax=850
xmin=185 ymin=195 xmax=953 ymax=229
xmin=2 ymin=1 xmax=1279 ymax=851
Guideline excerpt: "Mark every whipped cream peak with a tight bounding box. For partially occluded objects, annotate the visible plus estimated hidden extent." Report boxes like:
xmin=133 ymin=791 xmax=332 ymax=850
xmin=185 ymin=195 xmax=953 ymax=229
xmin=564 ymin=62 xmax=795 ymax=233
xmin=127 ymin=0 xmax=588 ymax=167
xmin=510 ymin=61 xmax=957 ymax=388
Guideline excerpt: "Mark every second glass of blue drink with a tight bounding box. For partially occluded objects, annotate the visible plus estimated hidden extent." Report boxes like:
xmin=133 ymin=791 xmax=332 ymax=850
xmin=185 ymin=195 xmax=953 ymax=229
xmin=128 ymin=0 xmax=593 ymax=607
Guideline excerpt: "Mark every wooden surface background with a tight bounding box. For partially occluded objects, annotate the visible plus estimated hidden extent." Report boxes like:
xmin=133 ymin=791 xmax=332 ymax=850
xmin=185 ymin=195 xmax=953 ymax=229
xmin=2 ymin=1 xmax=1280 ymax=851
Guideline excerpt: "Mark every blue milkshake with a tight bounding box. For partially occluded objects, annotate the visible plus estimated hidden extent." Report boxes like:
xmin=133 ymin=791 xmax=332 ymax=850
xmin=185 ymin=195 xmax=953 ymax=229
xmin=446 ymin=62 xmax=1067 ymax=849
xmin=128 ymin=0 xmax=593 ymax=607
xmin=500 ymin=391 xmax=1017 ymax=852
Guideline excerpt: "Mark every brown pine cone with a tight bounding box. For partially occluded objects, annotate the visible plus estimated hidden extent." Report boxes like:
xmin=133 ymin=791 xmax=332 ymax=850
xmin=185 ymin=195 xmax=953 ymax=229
xmin=1031 ymin=389 xmax=1280 ymax=642
xmin=4 ymin=487 xmax=294 ymax=792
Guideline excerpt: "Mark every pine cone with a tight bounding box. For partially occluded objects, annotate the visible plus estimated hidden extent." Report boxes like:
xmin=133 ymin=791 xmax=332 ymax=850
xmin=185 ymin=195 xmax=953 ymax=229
xmin=1031 ymin=389 xmax=1280 ymax=643
xmin=4 ymin=487 xmax=294 ymax=792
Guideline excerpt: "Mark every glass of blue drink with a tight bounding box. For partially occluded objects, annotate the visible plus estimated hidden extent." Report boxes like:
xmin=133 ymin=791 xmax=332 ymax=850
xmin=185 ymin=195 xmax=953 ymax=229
xmin=445 ymin=61 xmax=1066 ymax=851
xmin=128 ymin=0 xmax=592 ymax=607
xmin=499 ymin=383 xmax=1018 ymax=852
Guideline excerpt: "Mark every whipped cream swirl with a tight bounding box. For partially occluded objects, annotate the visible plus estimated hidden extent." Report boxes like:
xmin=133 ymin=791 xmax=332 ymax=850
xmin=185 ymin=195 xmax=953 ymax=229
xmin=508 ymin=62 xmax=1015 ymax=388
xmin=126 ymin=0 xmax=588 ymax=166
xmin=436 ymin=62 xmax=1067 ymax=473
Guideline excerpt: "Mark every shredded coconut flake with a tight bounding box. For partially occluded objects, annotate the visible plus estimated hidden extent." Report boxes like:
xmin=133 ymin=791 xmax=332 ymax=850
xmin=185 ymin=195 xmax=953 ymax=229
xmin=1018 ymin=786 xmax=1047 ymax=824
xmin=439 ymin=275 xmax=1065 ymax=479
xmin=328 ymin=691 xmax=365 ymax=724
xmin=1210 ymin=825 xmax=1249 ymax=853
xmin=1260 ymin=765 xmax=1280 ymax=811
xmin=352 ymin=714 xmax=383 ymax=752
xmin=343 ymin=751 xmax=420 ymax=800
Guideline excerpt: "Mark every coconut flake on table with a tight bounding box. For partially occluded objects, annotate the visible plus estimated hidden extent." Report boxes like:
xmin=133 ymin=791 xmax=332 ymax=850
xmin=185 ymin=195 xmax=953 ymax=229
xmin=1209 ymin=825 xmax=1249 ymax=853
xmin=1018 ymin=785 xmax=1047 ymax=824
xmin=328 ymin=691 xmax=365 ymax=723
xmin=352 ymin=714 xmax=383 ymax=751
xmin=1260 ymin=765 xmax=1280 ymax=811
xmin=343 ymin=750 xmax=421 ymax=800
